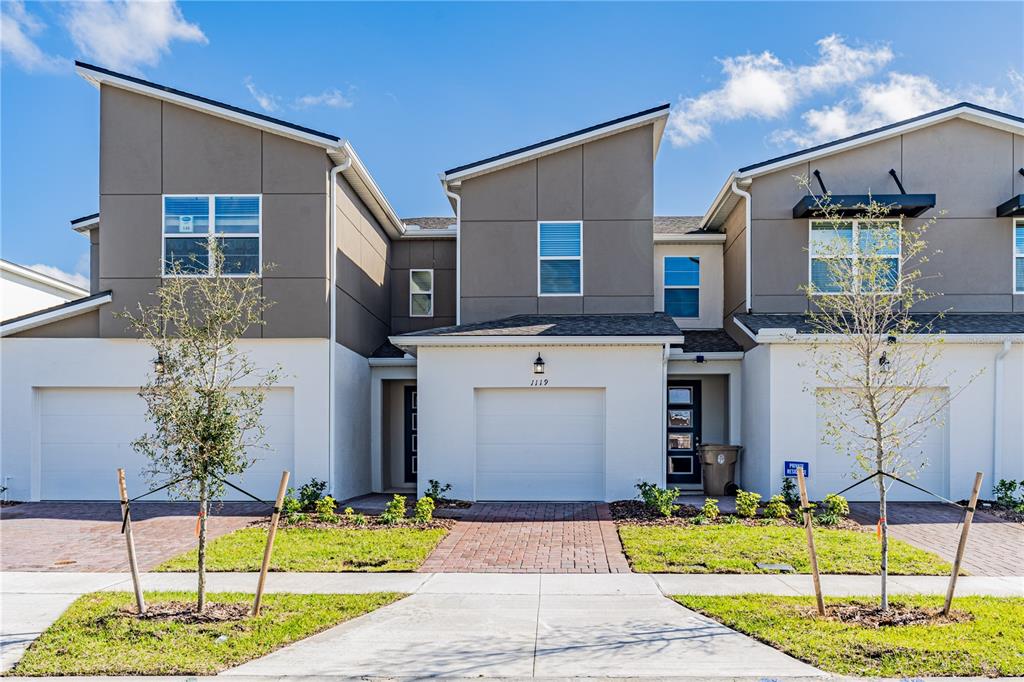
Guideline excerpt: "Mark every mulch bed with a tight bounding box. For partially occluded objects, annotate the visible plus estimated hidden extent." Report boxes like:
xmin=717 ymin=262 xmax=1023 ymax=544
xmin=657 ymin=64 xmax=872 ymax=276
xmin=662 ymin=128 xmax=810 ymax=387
xmin=252 ymin=516 xmax=456 ymax=531
xmin=119 ymin=601 xmax=251 ymax=623
xmin=801 ymin=603 xmax=972 ymax=628
xmin=609 ymin=499 xmax=862 ymax=530
xmin=969 ymin=500 xmax=1024 ymax=525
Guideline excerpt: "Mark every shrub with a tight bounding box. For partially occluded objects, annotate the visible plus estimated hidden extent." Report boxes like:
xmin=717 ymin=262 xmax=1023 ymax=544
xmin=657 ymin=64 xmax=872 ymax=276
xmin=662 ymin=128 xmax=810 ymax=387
xmin=315 ymin=496 xmax=338 ymax=523
xmin=636 ymin=481 xmax=679 ymax=518
xmin=379 ymin=494 xmax=407 ymax=525
xmin=343 ymin=507 xmax=367 ymax=526
xmin=414 ymin=496 xmax=435 ymax=524
xmin=298 ymin=478 xmax=328 ymax=508
xmin=994 ymin=479 xmax=1022 ymax=508
xmin=281 ymin=490 xmax=303 ymax=521
xmin=822 ymin=493 xmax=850 ymax=518
xmin=424 ymin=480 xmax=453 ymax=503
xmin=781 ymin=477 xmax=799 ymax=508
xmin=762 ymin=494 xmax=790 ymax=519
xmin=735 ymin=490 xmax=761 ymax=518
xmin=700 ymin=497 xmax=720 ymax=521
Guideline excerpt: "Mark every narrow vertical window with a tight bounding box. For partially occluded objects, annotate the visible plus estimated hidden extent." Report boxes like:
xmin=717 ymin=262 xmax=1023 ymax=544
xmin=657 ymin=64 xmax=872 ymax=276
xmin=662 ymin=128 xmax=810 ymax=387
xmin=538 ymin=221 xmax=582 ymax=295
xmin=1015 ymin=220 xmax=1024 ymax=294
xmin=664 ymin=256 xmax=700 ymax=318
xmin=410 ymin=269 xmax=434 ymax=317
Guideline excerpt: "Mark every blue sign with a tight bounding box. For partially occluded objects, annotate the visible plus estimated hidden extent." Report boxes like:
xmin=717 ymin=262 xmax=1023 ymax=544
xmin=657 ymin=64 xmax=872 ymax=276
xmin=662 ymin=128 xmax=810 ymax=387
xmin=784 ymin=461 xmax=809 ymax=478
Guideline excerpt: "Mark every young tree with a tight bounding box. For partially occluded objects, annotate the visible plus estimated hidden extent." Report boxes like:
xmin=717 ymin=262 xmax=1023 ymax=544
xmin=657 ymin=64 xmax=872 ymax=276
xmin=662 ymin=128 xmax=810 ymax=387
xmin=117 ymin=238 xmax=279 ymax=612
xmin=798 ymin=177 xmax=975 ymax=610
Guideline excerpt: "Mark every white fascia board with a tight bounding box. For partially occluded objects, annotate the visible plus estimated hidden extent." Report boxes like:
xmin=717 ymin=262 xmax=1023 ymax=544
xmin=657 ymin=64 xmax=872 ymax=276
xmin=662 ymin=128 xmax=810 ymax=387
xmin=653 ymin=232 xmax=726 ymax=244
xmin=443 ymin=108 xmax=670 ymax=183
xmin=0 ymin=260 xmax=89 ymax=298
xmin=368 ymin=356 xmax=417 ymax=367
xmin=668 ymin=350 xmax=744 ymax=361
xmin=334 ymin=142 xmax=406 ymax=238
xmin=731 ymin=317 xmax=760 ymax=343
xmin=71 ymin=216 xmax=99 ymax=234
xmin=401 ymin=226 xmax=457 ymax=239
xmin=0 ymin=293 xmax=111 ymax=336
xmin=390 ymin=334 xmax=683 ymax=349
xmin=749 ymin=328 xmax=1024 ymax=345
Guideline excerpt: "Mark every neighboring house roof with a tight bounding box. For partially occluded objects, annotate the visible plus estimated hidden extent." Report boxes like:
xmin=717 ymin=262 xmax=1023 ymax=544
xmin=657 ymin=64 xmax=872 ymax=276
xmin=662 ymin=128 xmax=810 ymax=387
xmin=734 ymin=312 xmax=1024 ymax=337
xmin=654 ymin=216 xmax=703 ymax=234
xmin=677 ymin=329 xmax=744 ymax=353
xmin=0 ymin=290 xmax=111 ymax=337
xmin=442 ymin=104 xmax=671 ymax=183
xmin=703 ymin=101 xmax=1024 ymax=228
xmin=75 ymin=61 xmax=407 ymax=239
xmin=395 ymin=313 xmax=683 ymax=338
xmin=0 ymin=260 xmax=88 ymax=299
xmin=402 ymin=217 xmax=456 ymax=230
xmin=371 ymin=341 xmax=407 ymax=358
xmin=70 ymin=212 xmax=100 ymax=233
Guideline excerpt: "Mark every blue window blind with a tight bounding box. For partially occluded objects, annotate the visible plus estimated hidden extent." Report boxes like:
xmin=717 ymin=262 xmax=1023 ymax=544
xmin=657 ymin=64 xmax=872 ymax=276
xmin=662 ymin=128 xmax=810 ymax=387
xmin=164 ymin=196 xmax=210 ymax=234
xmin=163 ymin=195 xmax=261 ymax=276
xmin=1016 ymin=224 xmax=1024 ymax=291
xmin=664 ymin=257 xmax=700 ymax=287
xmin=665 ymin=288 xmax=699 ymax=318
xmin=664 ymin=256 xmax=699 ymax=317
xmin=540 ymin=260 xmax=581 ymax=295
xmin=539 ymin=222 xmax=581 ymax=257
xmin=811 ymin=258 xmax=852 ymax=293
xmin=164 ymin=237 xmax=209 ymax=274
xmin=214 ymin=196 xmax=260 ymax=234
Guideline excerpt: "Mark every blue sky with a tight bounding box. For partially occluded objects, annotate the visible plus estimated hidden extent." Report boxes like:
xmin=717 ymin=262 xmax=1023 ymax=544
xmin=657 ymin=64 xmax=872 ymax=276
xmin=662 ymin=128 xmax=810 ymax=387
xmin=2 ymin=1 xmax=1022 ymax=287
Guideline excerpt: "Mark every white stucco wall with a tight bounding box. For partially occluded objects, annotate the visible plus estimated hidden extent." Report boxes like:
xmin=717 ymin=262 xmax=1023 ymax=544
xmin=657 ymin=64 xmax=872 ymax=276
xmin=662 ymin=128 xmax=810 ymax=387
xmin=334 ymin=342 xmax=372 ymax=501
xmin=740 ymin=344 xmax=773 ymax=495
xmin=653 ymin=243 xmax=724 ymax=329
xmin=415 ymin=344 xmax=666 ymax=501
xmin=748 ymin=341 xmax=1024 ymax=501
xmin=0 ymin=337 xmax=331 ymax=501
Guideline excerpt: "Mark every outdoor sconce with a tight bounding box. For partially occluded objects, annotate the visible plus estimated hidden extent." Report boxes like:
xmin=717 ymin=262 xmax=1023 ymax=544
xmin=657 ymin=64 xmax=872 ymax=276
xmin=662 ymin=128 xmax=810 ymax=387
xmin=878 ymin=351 xmax=889 ymax=370
xmin=533 ymin=353 xmax=546 ymax=374
xmin=153 ymin=353 xmax=166 ymax=375
xmin=695 ymin=354 xmax=706 ymax=364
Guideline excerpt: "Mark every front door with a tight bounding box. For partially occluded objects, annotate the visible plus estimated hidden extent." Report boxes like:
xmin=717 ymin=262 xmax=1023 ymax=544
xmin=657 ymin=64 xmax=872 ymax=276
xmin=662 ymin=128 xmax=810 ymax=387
xmin=667 ymin=380 xmax=702 ymax=485
xmin=403 ymin=385 xmax=418 ymax=485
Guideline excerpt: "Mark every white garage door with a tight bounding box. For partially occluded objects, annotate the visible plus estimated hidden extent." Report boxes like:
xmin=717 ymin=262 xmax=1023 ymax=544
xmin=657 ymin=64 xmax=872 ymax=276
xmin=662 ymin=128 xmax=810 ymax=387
xmin=475 ymin=388 xmax=605 ymax=501
xmin=39 ymin=387 xmax=295 ymax=501
xmin=815 ymin=389 xmax=948 ymax=502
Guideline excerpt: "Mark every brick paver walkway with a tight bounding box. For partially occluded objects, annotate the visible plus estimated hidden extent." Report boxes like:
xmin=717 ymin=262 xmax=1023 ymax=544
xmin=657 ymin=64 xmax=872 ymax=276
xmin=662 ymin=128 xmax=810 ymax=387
xmin=419 ymin=502 xmax=629 ymax=573
xmin=0 ymin=502 xmax=266 ymax=572
xmin=850 ymin=502 xmax=1024 ymax=576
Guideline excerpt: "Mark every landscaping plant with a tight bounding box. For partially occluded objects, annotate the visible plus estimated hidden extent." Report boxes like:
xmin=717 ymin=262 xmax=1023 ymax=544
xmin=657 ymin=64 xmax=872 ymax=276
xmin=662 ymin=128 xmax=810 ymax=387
xmin=636 ymin=481 xmax=679 ymax=517
xmin=298 ymin=478 xmax=328 ymax=508
xmin=414 ymin=496 xmax=435 ymax=524
xmin=993 ymin=479 xmax=1024 ymax=511
xmin=699 ymin=497 xmax=720 ymax=521
xmin=781 ymin=477 xmax=800 ymax=508
xmin=343 ymin=507 xmax=367 ymax=526
xmin=116 ymin=238 xmax=279 ymax=613
xmin=424 ymin=479 xmax=453 ymax=503
xmin=379 ymin=494 xmax=407 ymax=525
xmin=762 ymin=495 xmax=791 ymax=520
xmin=797 ymin=178 xmax=976 ymax=610
xmin=315 ymin=496 xmax=338 ymax=523
xmin=734 ymin=490 xmax=761 ymax=518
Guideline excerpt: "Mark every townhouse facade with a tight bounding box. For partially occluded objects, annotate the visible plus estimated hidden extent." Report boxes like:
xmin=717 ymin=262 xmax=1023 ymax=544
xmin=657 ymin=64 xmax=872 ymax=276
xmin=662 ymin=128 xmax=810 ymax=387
xmin=1 ymin=62 xmax=1022 ymax=503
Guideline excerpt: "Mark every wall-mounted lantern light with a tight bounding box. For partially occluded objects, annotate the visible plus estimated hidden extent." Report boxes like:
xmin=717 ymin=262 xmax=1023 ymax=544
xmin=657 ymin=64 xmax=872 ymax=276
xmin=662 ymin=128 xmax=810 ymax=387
xmin=694 ymin=354 xmax=706 ymax=364
xmin=533 ymin=353 xmax=546 ymax=374
xmin=878 ymin=350 xmax=889 ymax=371
xmin=153 ymin=353 xmax=166 ymax=375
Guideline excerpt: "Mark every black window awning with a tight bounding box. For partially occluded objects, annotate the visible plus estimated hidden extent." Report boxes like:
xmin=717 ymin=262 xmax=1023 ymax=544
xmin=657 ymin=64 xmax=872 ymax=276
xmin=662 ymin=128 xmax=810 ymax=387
xmin=792 ymin=194 xmax=936 ymax=219
xmin=996 ymin=194 xmax=1024 ymax=217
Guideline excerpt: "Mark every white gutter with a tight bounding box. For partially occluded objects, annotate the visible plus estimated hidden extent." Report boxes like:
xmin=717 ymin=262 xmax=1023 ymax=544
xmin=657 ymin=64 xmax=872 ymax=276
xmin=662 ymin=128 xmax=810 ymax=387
xmin=730 ymin=180 xmax=753 ymax=313
xmin=747 ymin=328 xmax=1024 ymax=345
xmin=662 ymin=343 xmax=670 ymax=487
xmin=653 ymin=233 xmax=727 ymax=244
xmin=328 ymin=157 xmax=353 ymax=496
xmin=443 ymin=183 xmax=462 ymax=325
xmin=390 ymin=335 xmax=683 ymax=349
xmin=992 ymin=339 xmax=1013 ymax=489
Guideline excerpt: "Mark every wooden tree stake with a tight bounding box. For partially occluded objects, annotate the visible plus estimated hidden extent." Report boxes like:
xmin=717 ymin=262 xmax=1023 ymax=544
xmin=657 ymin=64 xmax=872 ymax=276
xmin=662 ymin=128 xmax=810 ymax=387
xmin=797 ymin=467 xmax=825 ymax=616
xmin=943 ymin=471 xmax=983 ymax=616
xmin=117 ymin=468 xmax=146 ymax=615
xmin=253 ymin=470 xmax=290 ymax=616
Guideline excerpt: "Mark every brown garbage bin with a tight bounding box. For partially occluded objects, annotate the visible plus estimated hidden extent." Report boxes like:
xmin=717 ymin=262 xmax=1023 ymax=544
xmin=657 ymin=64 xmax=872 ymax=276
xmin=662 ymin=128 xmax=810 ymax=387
xmin=700 ymin=444 xmax=741 ymax=495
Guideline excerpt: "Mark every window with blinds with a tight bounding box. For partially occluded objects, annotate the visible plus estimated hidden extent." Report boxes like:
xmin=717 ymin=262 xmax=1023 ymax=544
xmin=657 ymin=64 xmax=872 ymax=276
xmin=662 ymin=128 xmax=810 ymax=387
xmin=538 ymin=221 xmax=582 ymax=295
xmin=162 ymin=195 xmax=261 ymax=276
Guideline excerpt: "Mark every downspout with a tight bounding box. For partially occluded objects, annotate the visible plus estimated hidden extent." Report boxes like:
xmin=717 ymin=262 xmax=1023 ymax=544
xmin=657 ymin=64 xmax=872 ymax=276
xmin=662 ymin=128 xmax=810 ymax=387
xmin=992 ymin=339 xmax=1012 ymax=490
xmin=328 ymin=156 xmax=352 ymax=495
xmin=729 ymin=180 xmax=753 ymax=313
xmin=443 ymin=182 xmax=462 ymax=325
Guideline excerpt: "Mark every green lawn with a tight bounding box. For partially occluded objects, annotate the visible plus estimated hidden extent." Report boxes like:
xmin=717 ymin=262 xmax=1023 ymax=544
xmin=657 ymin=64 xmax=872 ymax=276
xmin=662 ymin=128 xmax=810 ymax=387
xmin=619 ymin=524 xmax=951 ymax=574
xmin=674 ymin=594 xmax=1024 ymax=677
xmin=11 ymin=591 xmax=403 ymax=676
xmin=156 ymin=526 xmax=448 ymax=572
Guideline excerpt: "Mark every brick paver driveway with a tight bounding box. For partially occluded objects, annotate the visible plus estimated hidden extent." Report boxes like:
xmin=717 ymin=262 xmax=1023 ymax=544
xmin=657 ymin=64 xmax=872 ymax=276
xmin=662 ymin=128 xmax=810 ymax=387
xmin=419 ymin=502 xmax=629 ymax=573
xmin=850 ymin=502 xmax=1024 ymax=576
xmin=0 ymin=502 xmax=266 ymax=572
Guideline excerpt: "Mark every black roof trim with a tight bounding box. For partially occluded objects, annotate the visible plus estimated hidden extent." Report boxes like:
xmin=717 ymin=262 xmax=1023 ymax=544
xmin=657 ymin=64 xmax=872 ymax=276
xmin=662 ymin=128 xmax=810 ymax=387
xmin=997 ymin=194 xmax=1024 ymax=217
xmin=444 ymin=103 xmax=670 ymax=176
xmin=739 ymin=102 xmax=1024 ymax=174
xmin=70 ymin=212 xmax=100 ymax=225
xmin=735 ymin=312 xmax=1024 ymax=336
xmin=76 ymin=61 xmax=341 ymax=144
xmin=396 ymin=312 xmax=683 ymax=338
xmin=793 ymin=194 xmax=936 ymax=219
xmin=1 ymin=290 xmax=111 ymax=326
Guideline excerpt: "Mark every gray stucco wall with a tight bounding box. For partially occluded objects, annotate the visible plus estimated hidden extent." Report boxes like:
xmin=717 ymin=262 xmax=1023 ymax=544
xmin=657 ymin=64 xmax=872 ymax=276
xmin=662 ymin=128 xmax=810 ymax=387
xmin=747 ymin=118 xmax=1024 ymax=313
xmin=390 ymin=239 xmax=456 ymax=333
xmin=89 ymin=228 xmax=100 ymax=294
xmin=457 ymin=124 xmax=655 ymax=323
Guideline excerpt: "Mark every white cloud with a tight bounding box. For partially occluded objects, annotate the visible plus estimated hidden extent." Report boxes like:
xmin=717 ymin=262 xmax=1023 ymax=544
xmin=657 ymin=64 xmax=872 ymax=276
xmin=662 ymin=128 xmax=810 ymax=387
xmin=28 ymin=263 xmax=89 ymax=290
xmin=294 ymin=88 xmax=353 ymax=110
xmin=0 ymin=1 xmax=68 ymax=73
xmin=774 ymin=71 xmax=1024 ymax=147
xmin=667 ymin=35 xmax=893 ymax=147
xmin=65 ymin=0 xmax=206 ymax=74
xmin=244 ymin=76 xmax=280 ymax=112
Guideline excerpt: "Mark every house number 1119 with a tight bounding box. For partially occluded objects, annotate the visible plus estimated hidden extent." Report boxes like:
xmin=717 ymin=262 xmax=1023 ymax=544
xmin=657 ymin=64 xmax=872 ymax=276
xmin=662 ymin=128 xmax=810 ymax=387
xmin=530 ymin=378 xmax=549 ymax=387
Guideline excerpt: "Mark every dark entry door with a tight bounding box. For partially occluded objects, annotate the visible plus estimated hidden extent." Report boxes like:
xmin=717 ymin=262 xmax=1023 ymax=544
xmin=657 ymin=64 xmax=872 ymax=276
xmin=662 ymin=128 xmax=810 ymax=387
xmin=667 ymin=380 xmax=701 ymax=485
xmin=403 ymin=385 xmax=418 ymax=485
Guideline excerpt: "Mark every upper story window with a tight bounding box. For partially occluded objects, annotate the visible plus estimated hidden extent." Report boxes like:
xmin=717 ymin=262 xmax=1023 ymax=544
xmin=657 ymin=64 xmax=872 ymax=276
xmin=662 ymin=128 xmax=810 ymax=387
xmin=1015 ymin=220 xmax=1024 ymax=294
xmin=538 ymin=221 xmax=582 ymax=296
xmin=809 ymin=219 xmax=899 ymax=294
xmin=410 ymin=269 xmax=434 ymax=317
xmin=664 ymin=256 xmax=700 ymax=318
xmin=162 ymin=195 xmax=261 ymax=276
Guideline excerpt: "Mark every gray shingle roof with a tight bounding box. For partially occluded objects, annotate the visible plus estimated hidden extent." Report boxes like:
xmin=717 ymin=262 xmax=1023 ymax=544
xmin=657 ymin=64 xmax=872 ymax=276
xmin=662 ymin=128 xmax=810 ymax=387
xmin=370 ymin=341 xmax=407 ymax=358
xmin=654 ymin=216 xmax=707 ymax=234
xmin=736 ymin=313 xmax=1024 ymax=335
xmin=396 ymin=313 xmax=683 ymax=338
xmin=677 ymin=329 xmax=744 ymax=353
xmin=402 ymin=217 xmax=455 ymax=230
